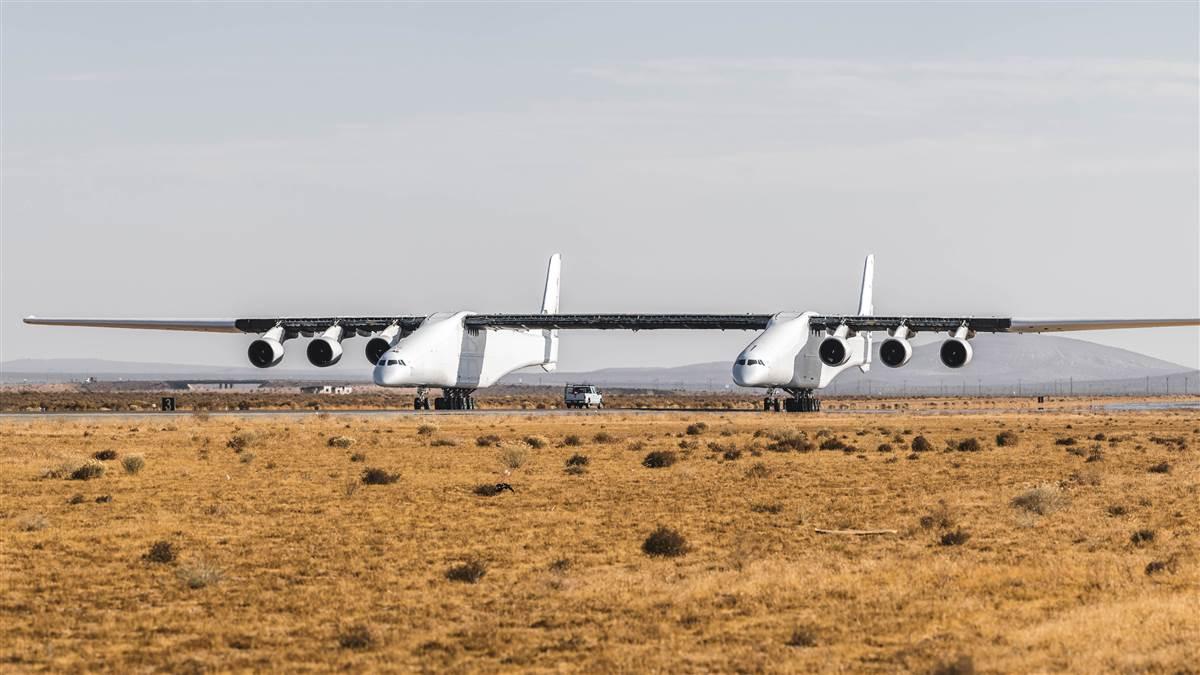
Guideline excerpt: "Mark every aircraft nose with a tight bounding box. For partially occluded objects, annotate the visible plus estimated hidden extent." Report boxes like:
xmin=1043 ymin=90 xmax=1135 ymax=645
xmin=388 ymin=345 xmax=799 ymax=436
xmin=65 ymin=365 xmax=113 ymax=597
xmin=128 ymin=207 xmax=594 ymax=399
xmin=732 ymin=361 xmax=764 ymax=386
xmin=373 ymin=363 xmax=409 ymax=387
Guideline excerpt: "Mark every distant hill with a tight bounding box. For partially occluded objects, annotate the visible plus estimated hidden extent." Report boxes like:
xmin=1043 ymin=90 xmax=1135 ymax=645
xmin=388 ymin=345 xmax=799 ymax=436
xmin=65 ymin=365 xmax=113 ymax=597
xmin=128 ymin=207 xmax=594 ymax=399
xmin=4 ymin=335 xmax=1197 ymax=396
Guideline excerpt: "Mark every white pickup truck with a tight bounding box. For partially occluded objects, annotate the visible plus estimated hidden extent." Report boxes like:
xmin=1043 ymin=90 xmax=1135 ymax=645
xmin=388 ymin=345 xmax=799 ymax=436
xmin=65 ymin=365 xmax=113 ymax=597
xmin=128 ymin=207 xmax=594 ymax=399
xmin=564 ymin=384 xmax=603 ymax=409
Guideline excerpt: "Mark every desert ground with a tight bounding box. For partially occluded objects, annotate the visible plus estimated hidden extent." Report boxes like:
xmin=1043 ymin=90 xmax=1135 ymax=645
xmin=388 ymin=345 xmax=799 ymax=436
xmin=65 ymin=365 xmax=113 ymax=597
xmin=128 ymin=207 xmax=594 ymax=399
xmin=1 ymin=403 xmax=1197 ymax=673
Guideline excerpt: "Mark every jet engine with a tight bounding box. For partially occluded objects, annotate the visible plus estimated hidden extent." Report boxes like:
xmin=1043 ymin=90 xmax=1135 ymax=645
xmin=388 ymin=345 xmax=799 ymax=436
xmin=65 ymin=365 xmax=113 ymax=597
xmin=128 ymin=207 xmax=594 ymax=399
xmin=307 ymin=325 xmax=345 ymax=367
xmin=879 ymin=325 xmax=913 ymax=368
xmin=365 ymin=324 xmax=402 ymax=364
xmin=247 ymin=326 xmax=287 ymax=368
xmin=818 ymin=324 xmax=852 ymax=366
xmin=939 ymin=326 xmax=974 ymax=369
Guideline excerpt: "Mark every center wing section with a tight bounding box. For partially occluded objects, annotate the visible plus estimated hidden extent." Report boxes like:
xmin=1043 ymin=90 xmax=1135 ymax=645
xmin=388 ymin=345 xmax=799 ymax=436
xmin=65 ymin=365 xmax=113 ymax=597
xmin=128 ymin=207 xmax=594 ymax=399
xmin=467 ymin=314 xmax=773 ymax=330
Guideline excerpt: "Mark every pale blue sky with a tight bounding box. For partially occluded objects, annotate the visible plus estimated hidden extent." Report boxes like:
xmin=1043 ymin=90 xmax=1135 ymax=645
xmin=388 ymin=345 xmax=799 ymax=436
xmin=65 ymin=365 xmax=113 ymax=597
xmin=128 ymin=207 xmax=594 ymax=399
xmin=3 ymin=2 xmax=1198 ymax=371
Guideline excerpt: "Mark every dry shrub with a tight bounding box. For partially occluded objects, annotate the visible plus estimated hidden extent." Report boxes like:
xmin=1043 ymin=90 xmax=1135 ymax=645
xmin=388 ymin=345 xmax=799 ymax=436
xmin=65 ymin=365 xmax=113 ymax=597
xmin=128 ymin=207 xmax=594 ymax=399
xmin=70 ymin=461 xmax=105 ymax=481
xmin=226 ymin=433 xmax=253 ymax=451
xmin=430 ymin=438 xmax=457 ymax=447
xmin=177 ymin=559 xmax=223 ymax=589
xmin=750 ymin=502 xmax=782 ymax=514
xmin=1106 ymin=504 xmax=1128 ymax=517
xmin=940 ymin=529 xmax=971 ymax=546
xmin=1130 ymin=529 xmax=1155 ymax=547
xmin=338 ymin=624 xmax=376 ymax=650
xmin=416 ymin=424 xmax=437 ymax=436
xmin=476 ymin=434 xmax=502 ymax=447
xmin=16 ymin=513 xmax=48 ymax=532
xmin=92 ymin=449 xmax=118 ymax=461
xmin=1149 ymin=435 xmax=1187 ymax=450
xmin=145 ymin=541 xmax=177 ymax=564
xmin=1145 ymin=557 xmax=1178 ymax=576
xmin=818 ymin=438 xmax=845 ymax=451
xmin=1147 ymin=462 xmax=1171 ymax=474
xmin=769 ymin=432 xmax=813 ymax=453
xmin=592 ymin=431 xmax=616 ymax=444
xmin=239 ymin=452 xmax=256 ymax=464
xmin=565 ymin=454 xmax=589 ymax=467
xmin=564 ymin=464 xmax=587 ymax=476
xmin=349 ymin=452 xmax=366 ymax=462
xmin=932 ymin=655 xmax=976 ymax=675
xmin=722 ymin=448 xmax=742 ymax=461
xmin=445 ymin=559 xmax=487 ymax=583
xmin=955 ymin=438 xmax=982 ymax=452
xmin=911 ymin=436 xmax=933 ymax=452
xmin=327 ymin=436 xmax=355 ymax=449
xmin=522 ymin=435 xmax=547 ymax=449
xmin=627 ymin=440 xmax=646 ymax=452
xmin=500 ymin=448 xmax=527 ymax=470
xmin=642 ymin=526 xmax=688 ymax=557
xmin=1011 ymin=484 xmax=1067 ymax=515
xmin=361 ymin=468 xmax=400 ymax=485
xmin=642 ymin=451 xmax=677 ymax=469
xmin=876 ymin=443 xmax=894 ymax=453
xmin=744 ymin=462 xmax=771 ymax=479
xmin=67 ymin=493 xmax=86 ymax=505
xmin=473 ymin=483 xmax=513 ymax=497
xmin=562 ymin=434 xmax=583 ymax=447
xmin=685 ymin=422 xmax=707 ymax=436
xmin=995 ymin=431 xmax=1020 ymax=447
xmin=1055 ymin=437 xmax=1077 ymax=446
xmin=121 ymin=455 xmax=145 ymax=474
xmin=920 ymin=501 xmax=955 ymax=530
xmin=785 ymin=625 xmax=818 ymax=648
xmin=95 ymin=495 xmax=112 ymax=503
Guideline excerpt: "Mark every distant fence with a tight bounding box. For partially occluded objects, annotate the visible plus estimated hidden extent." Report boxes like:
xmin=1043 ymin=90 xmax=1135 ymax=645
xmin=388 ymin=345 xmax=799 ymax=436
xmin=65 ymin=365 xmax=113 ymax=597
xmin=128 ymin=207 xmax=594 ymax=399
xmin=503 ymin=372 xmax=1200 ymax=397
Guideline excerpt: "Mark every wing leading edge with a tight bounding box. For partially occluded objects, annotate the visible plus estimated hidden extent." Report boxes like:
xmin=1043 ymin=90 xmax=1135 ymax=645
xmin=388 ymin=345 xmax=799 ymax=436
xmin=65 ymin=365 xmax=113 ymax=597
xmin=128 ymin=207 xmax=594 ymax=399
xmin=809 ymin=316 xmax=1199 ymax=334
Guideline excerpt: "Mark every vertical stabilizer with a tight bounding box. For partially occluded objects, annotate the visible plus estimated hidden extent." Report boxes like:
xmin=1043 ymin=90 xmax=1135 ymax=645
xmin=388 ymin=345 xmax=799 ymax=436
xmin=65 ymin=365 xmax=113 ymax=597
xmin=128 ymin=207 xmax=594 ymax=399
xmin=541 ymin=253 xmax=561 ymax=315
xmin=540 ymin=254 xmax=561 ymax=371
xmin=858 ymin=254 xmax=874 ymax=373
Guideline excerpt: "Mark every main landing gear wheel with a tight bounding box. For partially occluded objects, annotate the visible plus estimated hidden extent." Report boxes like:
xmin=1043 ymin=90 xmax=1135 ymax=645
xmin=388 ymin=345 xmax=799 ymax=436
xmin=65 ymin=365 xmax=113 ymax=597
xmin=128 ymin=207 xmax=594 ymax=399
xmin=763 ymin=389 xmax=821 ymax=413
xmin=435 ymin=388 xmax=477 ymax=411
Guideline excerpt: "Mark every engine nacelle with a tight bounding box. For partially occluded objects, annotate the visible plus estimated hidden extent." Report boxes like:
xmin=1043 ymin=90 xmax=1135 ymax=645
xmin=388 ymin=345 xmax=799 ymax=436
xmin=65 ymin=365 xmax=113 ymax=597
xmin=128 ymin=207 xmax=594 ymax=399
xmin=879 ymin=337 xmax=913 ymax=368
xmin=939 ymin=326 xmax=974 ymax=369
xmin=365 ymin=324 xmax=403 ymax=364
xmin=248 ymin=338 xmax=285 ymax=368
xmin=247 ymin=325 xmax=287 ymax=368
xmin=307 ymin=325 xmax=345 ymax=367
xmin=818 ymin=324 xmax=853 ymax=367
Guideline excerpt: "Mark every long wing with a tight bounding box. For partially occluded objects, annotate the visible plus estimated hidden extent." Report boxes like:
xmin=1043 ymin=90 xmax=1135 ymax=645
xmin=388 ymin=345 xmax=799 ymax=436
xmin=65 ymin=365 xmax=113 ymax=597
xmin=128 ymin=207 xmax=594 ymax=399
xmin=24 ymin=316 xmax=428 ymax=335
xmin=808 ymin=316 xmax=1200 ymax=334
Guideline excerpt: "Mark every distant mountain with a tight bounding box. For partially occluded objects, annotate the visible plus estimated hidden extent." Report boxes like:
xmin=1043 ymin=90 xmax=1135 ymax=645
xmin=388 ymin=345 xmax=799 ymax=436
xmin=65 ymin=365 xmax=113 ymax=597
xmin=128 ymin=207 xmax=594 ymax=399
xmin=3 ymin=335 xmax=1196 ymax=396
xmin=502 ymin=334 xmax=1196 ymax=395
xmin=0 ymin=358 xmax=362 ymax=383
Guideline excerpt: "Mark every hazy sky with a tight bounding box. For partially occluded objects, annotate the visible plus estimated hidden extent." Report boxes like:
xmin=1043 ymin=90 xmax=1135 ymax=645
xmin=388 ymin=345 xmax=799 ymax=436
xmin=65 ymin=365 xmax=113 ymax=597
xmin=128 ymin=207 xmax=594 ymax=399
xmin=3 ymin=2 xmax=1198 ymax=373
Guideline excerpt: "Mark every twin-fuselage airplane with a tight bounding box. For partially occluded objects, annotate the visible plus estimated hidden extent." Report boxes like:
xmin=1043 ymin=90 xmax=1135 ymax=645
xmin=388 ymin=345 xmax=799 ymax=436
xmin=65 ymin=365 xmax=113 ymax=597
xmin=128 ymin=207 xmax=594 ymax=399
xmin=24 ymin=254 xmax=1200 ymax=412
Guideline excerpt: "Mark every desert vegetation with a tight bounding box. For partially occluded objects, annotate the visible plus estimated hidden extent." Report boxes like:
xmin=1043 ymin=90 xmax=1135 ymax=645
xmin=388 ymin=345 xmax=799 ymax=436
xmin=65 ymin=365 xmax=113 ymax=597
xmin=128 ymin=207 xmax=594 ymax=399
xmin=1 ymin=406 xmax=1196 ymax=671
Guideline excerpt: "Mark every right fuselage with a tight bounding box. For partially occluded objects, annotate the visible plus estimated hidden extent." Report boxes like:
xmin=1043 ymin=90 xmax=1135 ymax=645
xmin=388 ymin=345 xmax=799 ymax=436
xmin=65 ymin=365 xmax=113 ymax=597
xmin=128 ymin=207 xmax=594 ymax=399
xmin=731 ymin=312 xmax=867 ymax=390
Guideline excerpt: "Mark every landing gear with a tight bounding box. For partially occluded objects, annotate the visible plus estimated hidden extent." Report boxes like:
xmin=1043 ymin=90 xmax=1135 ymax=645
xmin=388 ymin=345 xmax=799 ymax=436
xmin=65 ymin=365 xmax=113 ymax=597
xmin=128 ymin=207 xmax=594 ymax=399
xmin=763 ymin=388 xmax=821 ymax=413
xmin=414 ymin=387 xmax=430 ymax=410
xmin=433 ymin=388 xmax=476 ymax=410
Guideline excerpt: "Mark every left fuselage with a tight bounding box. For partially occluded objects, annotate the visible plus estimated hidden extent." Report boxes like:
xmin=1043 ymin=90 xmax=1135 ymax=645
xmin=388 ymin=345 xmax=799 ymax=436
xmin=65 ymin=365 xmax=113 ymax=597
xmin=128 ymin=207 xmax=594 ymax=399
xmin=373 ymin=311 xmax=554 ymax=389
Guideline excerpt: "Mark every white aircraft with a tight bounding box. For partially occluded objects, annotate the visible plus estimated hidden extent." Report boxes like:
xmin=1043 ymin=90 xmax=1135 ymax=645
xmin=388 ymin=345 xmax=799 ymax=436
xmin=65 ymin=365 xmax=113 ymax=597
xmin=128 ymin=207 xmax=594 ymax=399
xmin=24 ymin=254 xmax=1199 ymax=412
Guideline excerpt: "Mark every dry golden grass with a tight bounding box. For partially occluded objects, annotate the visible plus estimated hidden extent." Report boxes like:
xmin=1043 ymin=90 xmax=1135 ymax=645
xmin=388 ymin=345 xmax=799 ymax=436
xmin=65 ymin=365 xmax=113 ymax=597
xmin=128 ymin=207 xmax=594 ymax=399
xmin=1 ymin=407 xmax=1197 ymax=672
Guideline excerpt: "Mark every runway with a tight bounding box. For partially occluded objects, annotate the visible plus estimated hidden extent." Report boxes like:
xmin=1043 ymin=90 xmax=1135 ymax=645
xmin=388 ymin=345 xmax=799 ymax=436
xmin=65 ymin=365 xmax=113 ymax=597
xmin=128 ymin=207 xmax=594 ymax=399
xmin=1 ymin=400 xmax=1194 ymax=420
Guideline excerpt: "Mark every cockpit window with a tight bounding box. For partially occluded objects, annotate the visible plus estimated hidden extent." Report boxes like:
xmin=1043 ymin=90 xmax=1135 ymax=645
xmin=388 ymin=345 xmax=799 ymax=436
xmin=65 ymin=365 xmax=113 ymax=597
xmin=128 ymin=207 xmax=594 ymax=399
xmin=735 ymin=359 xmax=746 ymax=365
xmin=378 ymin=359 xmax=406 ymax=366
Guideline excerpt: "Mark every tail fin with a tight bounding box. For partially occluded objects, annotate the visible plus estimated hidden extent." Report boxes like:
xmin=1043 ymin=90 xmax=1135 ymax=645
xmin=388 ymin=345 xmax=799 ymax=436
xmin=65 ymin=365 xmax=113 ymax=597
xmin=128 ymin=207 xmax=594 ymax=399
xmin=857 ymin=254 xmax=874 ymax=316
xmin=540 ymin=254 xmax=561 ymax=371
xmin=857 ymin=254 xmax=874 ymax=373
xmin=541 ymin=253 xmax=561 ymax=314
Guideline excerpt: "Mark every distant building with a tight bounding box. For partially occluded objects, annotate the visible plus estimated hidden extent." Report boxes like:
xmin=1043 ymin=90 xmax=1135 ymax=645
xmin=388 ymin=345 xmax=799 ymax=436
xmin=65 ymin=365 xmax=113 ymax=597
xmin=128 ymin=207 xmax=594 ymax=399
xmin=185 ymin=382 xmax=264 ymax=392
xmin=300 ymin=385 xmax=354 ymax=395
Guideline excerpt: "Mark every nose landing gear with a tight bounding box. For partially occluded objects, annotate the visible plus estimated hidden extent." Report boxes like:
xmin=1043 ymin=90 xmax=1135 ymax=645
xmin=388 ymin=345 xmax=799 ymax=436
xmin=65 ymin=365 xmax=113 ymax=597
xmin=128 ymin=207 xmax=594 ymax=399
xmin=414 ymin=387 xmax=431 ymax=410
